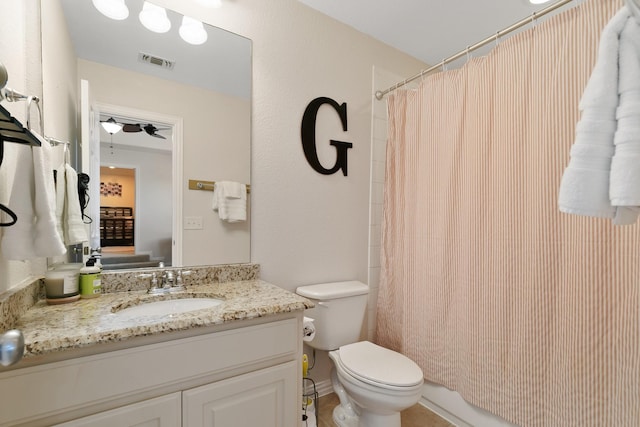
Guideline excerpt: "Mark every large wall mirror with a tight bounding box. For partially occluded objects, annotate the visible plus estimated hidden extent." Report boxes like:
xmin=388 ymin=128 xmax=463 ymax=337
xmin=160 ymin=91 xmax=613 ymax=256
xmin=54 ymin=0 xmax=251 ymax=269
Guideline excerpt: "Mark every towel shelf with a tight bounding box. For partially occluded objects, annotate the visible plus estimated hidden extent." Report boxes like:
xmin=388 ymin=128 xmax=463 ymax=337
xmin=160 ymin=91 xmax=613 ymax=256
xmin=188 ymin=179 xmax=250 ymax=194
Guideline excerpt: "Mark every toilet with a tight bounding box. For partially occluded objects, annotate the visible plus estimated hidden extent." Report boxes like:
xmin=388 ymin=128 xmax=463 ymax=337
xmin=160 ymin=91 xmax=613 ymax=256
xmin=296 ymin=281 xmax=424 ymax=427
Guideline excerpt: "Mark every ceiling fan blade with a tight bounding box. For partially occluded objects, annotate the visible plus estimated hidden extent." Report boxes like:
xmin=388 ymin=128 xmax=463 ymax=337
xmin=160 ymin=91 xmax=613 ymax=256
xmin=122 ymin=123 xmax=143 ymax=133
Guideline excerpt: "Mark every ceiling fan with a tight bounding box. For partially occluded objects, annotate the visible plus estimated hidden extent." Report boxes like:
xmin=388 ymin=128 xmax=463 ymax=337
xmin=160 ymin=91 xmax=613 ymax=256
xmin=100 ymin=117 xmax=171 ymax=139
xmin=122 ymin=123 xmax=171 ymax=139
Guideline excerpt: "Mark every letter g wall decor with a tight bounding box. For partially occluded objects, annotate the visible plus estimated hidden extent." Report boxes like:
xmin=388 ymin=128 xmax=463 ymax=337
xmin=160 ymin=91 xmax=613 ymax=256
xmin=301 ymin=97 xmax=353 ymax=176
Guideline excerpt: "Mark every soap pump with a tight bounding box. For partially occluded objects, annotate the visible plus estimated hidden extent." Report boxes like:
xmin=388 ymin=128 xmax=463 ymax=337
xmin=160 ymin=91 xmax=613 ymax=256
xmin=79 ymin=257 xmax=102 ymax=298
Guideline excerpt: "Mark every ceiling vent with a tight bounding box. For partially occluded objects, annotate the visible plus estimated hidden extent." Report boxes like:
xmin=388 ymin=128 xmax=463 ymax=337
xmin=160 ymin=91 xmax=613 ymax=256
xmin=138 ymin=52 xmax=174 ymax=70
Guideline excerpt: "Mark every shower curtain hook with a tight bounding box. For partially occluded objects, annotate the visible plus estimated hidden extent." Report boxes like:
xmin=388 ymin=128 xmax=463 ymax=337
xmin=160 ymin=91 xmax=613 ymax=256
xmin=495 ymin=31 xmax=501 ymax=48
xmin=531 ymin=11 xmax=538 ymax=28
xmin=441 ymin=59 xmax=447 ymax=72
xmin=466 ymin=45 xmax=472 ymax=63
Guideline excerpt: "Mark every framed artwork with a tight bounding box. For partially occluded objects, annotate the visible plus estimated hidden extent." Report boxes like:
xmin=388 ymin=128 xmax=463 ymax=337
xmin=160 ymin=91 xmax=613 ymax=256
xmin=100 ymin=182 xmax=122 ymax=197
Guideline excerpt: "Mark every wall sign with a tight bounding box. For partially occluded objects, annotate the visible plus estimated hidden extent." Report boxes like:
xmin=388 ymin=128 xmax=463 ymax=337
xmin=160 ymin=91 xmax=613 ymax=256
xmin=301 ymin=97 xmax=353 ymax=176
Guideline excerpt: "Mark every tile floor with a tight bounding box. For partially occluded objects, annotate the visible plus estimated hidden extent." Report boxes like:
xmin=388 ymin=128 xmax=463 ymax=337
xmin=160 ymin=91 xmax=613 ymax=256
xmin=313 ymin=393 xmax=454 ymax=427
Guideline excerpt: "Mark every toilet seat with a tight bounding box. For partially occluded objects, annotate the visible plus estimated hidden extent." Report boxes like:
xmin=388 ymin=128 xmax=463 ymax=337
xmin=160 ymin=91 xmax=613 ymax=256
xmin=336 ymin=341 xmax=423 ymax=389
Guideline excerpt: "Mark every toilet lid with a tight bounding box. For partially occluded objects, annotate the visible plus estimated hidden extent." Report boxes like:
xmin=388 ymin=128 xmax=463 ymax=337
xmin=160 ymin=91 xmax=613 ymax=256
xmin=338 ymin=341 xmax=423 ymax=387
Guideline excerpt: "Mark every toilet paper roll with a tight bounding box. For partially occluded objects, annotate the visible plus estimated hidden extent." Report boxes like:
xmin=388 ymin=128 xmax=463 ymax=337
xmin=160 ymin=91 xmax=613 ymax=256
xmin=303 ymin=316 xmax=316 ymax=342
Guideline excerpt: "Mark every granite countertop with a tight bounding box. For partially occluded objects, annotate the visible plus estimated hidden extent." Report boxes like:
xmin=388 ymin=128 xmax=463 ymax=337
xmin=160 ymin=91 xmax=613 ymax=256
xmin=13 ymin=279 xmax=313 ymax=360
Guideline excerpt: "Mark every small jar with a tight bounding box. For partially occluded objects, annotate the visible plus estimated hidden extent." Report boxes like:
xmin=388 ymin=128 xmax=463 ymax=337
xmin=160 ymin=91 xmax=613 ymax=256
xmin=44 ymin=263 xmax=82 ymax=304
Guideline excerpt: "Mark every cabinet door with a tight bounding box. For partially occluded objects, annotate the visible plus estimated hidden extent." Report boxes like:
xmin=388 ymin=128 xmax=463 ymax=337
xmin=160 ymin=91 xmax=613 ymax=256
xmin=54 ymin=392 xmax=181 ymax=427
xmin=183 ymin=361 xmax=298 ymax=427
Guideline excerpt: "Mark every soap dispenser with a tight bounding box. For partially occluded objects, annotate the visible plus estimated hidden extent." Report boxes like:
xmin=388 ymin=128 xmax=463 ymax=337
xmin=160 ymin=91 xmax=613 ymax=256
xmin=79 ymin=258 xmax=102 ymax=298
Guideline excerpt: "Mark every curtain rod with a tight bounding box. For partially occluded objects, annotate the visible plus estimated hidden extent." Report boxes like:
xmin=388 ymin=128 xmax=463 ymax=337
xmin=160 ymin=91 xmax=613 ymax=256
xmin=375 ymin=0 xmax=575 ymax=100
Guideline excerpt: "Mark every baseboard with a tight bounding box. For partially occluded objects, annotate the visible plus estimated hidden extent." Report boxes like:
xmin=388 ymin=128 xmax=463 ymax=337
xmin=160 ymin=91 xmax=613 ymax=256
xmin=418 ymin=397 xmax=471 ymax=427
xmin=312 ymin=379 xmax=334 ymax=397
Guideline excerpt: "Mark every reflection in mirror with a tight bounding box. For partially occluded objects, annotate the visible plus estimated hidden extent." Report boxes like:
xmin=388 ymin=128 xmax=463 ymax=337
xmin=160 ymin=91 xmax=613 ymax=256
xmin=57 ymin=0 xmax=252 ymax=269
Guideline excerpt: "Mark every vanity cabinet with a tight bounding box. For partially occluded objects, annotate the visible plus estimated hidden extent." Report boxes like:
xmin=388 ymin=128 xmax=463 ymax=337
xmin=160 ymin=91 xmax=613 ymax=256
xmin=0 ymin=316 xmax=302 ymax=427
xmin=55 ymin=393 xmax=182 ymax=427
xmin=57 ymin=362 xmax=296 ymax=427
xmin=182 ymin=361 xmax=296 ymax=426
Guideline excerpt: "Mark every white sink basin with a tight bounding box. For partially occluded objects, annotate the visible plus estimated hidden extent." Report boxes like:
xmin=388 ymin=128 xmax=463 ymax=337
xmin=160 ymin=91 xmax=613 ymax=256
xmin=113 ymin=298 xmax=223 ymax=320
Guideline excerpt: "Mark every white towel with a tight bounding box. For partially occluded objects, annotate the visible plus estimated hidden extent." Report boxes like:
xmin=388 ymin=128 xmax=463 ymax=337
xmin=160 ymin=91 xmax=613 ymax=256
xmin=55 ymin=163 xmax=88 ymax=245
xmin=558 ymin=7 xmax=640 ymax=225
xmin=1 ymin=133 xmax=67 ymax=259
xmin=608 ymin=17 xmax=640 ymax=224
xmin=212 ymin=181 xmax=247 ymax=222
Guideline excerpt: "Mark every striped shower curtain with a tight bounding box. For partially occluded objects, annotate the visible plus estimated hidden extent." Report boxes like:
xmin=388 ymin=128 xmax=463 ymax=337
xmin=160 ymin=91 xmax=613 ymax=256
xmin=375 ymin=0 xmax=639 ymax=426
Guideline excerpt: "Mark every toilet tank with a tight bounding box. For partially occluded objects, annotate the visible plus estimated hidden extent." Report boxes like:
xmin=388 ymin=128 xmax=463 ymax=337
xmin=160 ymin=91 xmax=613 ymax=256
xmin=296 ymin=281 xmax=369 ymax=351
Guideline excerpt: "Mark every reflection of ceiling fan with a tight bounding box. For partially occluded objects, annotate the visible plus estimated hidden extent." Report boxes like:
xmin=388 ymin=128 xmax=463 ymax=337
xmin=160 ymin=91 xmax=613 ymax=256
xmin=100 ymin=117 xmax=170 ymax=139
xmin=122 ymin=123 xmax=171 ymax=139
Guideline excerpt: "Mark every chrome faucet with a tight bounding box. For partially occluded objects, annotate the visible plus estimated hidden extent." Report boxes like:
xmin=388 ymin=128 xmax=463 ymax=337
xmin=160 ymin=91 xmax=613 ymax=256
xmin=139 ymin=270 xmax=190 ymax=294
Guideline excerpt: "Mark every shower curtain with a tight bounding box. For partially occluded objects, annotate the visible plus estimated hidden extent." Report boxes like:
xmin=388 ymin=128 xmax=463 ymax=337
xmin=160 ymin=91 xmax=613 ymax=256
xmin=376 ymin=0 xmax=639 ymax=426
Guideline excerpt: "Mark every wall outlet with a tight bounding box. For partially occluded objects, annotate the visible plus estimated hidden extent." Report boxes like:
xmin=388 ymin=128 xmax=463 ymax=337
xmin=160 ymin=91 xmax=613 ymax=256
xmin=184 ymin=216 xmax=203 ymax=230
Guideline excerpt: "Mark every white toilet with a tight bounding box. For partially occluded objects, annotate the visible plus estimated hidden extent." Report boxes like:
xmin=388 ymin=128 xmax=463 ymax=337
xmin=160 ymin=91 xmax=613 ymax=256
xmin=296 ymin=281 xmax=424 ymax=427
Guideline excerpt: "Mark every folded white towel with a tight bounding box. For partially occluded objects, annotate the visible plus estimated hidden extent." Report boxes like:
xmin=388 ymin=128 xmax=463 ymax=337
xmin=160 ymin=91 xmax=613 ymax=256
xmin=609 ymin=19 xmax=640 ymax=222
xmin=559 ymin=8 xmax=640 ymax=225
xmin=1 ymin=134 xmax=66 ymax=260
xmin=55 ymin=163 xmax=88 ymax=245
xmin=212 ymin=181 xmax=247 ymax=223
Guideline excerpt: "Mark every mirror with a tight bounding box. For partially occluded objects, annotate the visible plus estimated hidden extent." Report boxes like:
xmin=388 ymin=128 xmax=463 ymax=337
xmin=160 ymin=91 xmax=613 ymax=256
xmin=56 ymin=0 xmax=251 ymax=269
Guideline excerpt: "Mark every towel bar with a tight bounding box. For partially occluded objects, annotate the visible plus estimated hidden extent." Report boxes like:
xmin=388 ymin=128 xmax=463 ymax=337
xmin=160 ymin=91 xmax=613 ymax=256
xmin=188 ymin=179 xmax=250 ymax=193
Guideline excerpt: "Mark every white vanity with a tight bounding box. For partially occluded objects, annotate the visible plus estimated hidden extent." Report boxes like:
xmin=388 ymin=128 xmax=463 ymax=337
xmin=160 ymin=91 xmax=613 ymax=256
xmin=0 ymin=265 xmax=312 ymax=427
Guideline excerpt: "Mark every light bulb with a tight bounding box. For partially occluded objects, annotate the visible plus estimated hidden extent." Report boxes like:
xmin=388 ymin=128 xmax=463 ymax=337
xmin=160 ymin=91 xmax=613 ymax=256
xmin=529 ymin=0 xmax=552 ymax=4
xmin=179 ymin=16 xmax=208 ymax=45
xmin=92 ymin=0 xmax=129 ymax=20
xmin=139 ymin=2 xmax=171 ymax=33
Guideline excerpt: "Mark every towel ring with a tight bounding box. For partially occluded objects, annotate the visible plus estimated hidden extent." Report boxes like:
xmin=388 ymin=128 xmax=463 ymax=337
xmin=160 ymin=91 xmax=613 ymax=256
xmin=26 ymin=95 xmax=43 ymax=133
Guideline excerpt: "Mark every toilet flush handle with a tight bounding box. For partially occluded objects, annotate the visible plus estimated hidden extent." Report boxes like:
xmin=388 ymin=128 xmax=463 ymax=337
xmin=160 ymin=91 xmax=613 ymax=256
xmin=317 ymin=302 xmax=329 ymax=308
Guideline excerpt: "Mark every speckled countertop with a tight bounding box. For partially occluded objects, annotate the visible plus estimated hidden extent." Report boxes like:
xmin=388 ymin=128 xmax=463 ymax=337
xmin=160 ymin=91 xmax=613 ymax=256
xmin=9 ymin=275 xmax=313 ymax=360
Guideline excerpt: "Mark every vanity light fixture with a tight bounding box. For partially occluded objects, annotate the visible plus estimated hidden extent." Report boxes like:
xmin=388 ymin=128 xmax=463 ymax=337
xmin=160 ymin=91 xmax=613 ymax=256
xmin=179 ymin=16 xmax=208 ymax=45
xmin=139 ymin=2 xmax=171 ymax=33
xmin=92 ymin=0 xmax=129 ymax=20
xmin=101 ymin=117 xmax=123 ymax=135
xmin=195 ymin=0 xmax=222 ymax=8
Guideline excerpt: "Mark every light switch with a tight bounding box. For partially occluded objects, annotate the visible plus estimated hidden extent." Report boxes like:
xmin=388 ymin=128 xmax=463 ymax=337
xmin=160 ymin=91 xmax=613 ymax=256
xmin=184 ymin=216 xmax=203 ymax=230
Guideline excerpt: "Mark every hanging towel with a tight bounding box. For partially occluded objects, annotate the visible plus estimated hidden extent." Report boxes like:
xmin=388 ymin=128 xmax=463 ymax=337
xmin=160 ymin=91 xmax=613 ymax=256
xmin=1 ymin=133 xmax=66 ymax=259
xmin=559 ymin=7 xmax=640 ymax=224
xmin=212 ymin=181 xmax=247 ymax=222
xmin=55 ymin=163 xmax=88 ymax=245
xmin=608 ymin=17 xmax=640 ymax=224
